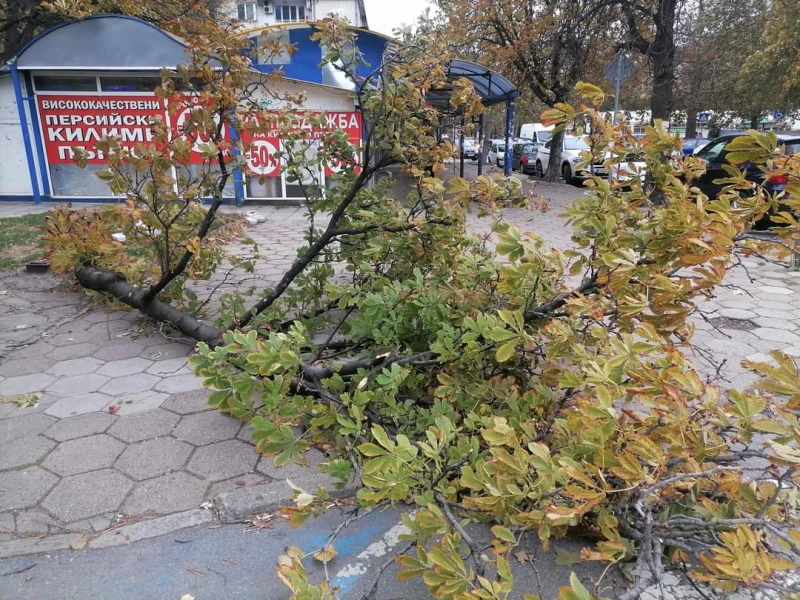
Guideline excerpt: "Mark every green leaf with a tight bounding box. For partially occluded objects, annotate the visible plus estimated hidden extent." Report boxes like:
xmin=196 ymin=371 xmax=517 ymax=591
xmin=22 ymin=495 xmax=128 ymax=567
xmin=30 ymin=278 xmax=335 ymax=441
xmin=495 ymin=340 xmax=518 ymax=363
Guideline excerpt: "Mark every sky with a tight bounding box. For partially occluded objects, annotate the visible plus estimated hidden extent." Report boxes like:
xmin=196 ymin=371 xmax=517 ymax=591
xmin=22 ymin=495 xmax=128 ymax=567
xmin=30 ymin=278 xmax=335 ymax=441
xmin=363 ymin=0 xmax=437 ymax=36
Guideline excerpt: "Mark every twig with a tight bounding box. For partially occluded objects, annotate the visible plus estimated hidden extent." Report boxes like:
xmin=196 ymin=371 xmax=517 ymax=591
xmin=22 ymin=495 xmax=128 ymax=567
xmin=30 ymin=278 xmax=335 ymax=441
xmin=436 ymin=493 xmax=485 ymax=577
xmin=359 ymin=541 xmax=416 ymax=600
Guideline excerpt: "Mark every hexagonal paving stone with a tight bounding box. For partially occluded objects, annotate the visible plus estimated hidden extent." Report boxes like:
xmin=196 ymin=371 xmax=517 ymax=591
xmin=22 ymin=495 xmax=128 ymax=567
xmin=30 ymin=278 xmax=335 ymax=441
xmin=41 ymin=469 xmax=133 ymax=522
xmin=0 ymin=358 xmax=55 ymax=378
xmin=0 ymin=436 xmax=55 ymax=470
xmin=0 ymin=467 xmax=59 ymax=511
xmin=121 ymin=472 xmax=207 ymax=515
xmin=0 ymin=373 xmax=56 ymax=396
xmin=96 ymin=357 xmax=153 ymax=378
xmin=14 ymin=509 xmax=64 ymax=536
xmin=115 ymin=437 xmax=193 ymax=480
xmin=145 ymin=358 xmax=190 ymax=377
xmin=0 ymin=413 xmax=56 ymax=443
xmin=108 ymin=408 xmax=180 ymax=443
xmin=83 ymin=310 xmax=128 ymax=324
xmin=45 ymin=357 xmax=104 ymax=377
xmin=753 ymin=328 xmax=800 ymax=344
xmin=46 ymin=343 xmax=100 ymax=362
xmin=99 ymin=373 xmax=160 ymax=396
xmin=160 ymin=389 xmax=211 ymax=415
xmin=173 ymin=411 xmax=241 ymax=446
xmin=186 ymin=440 xmax=258 ymax=482
xmin=143 ymin=342 xmax=193 ymax=360
xmin=207 ymin=473 xmax=268 ymax=499
xmin=47 ymin=373 xmax=109 ymax=397
xmin=47 ymin=329 xmax=97 ymax=347
xmin=44 ymin=412 xmax=117 ymax=442
xmin=154 ymin=374 xmax=204 ymax=394
xmin=106 ymin=391 xmax=170 ymax=416
xmin=42 ymin=434 xmax=125 ymax=476
xmin=92 ymin=342 xmax=147 ymax=361
xmin=45 ymin=392 xmax=114 ymax=418
xmin=758 ymin=285 xmax=794 ymax=295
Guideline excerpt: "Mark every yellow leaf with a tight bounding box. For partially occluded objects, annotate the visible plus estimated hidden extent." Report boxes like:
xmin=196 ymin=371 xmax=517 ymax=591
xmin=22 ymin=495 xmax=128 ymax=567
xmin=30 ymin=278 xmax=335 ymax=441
xmin=313 ymin=545 xmax=338 ymax=563
xmin=186 ymin=236 xmax=201 ymax=254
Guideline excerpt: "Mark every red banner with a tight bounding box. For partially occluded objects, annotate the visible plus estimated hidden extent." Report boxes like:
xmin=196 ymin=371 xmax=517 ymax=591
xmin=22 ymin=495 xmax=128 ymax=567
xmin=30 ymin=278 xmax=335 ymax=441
xmin=241 ymin=111 xmax=362 ymax=177
xmin=37 ymin=95 xmax=165 ymax=164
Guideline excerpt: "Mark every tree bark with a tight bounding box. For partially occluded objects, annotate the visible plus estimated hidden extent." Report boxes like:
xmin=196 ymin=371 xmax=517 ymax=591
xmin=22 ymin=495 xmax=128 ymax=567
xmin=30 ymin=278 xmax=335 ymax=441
xmin=750 ymin=113 xmax=761 ymax=130
xmin=545 ymin=128 xmax=565 ymax=182
xmin=685 ymin=109 xmax=698 ymax=138
xmin=75 ymin=266 xmax=223 ymax=346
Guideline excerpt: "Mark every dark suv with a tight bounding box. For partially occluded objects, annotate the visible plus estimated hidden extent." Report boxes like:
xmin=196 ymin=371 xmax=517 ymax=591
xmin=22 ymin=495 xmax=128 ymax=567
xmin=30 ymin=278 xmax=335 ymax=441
xmin=693 ymin=133 xmax=799 ymax=227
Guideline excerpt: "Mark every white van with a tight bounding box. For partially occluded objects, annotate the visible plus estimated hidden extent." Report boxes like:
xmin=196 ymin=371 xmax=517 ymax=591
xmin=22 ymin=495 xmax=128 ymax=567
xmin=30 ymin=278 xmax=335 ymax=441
xmin=488 ymin=139 xmax=506 ymax=166
xmin=518 ymin=123 xmax=554 ymax=146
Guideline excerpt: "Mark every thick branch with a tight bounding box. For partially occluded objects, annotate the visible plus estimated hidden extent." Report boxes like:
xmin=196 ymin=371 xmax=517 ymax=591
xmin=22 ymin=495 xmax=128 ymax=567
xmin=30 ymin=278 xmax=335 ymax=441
xmin=76 ymin=266 xmax=222 ymax=346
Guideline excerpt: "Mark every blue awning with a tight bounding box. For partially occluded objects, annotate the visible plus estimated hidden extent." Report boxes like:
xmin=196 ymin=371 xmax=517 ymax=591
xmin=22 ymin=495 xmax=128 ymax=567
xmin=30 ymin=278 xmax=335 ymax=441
xmin=12 ymin=15 xmax=193 ymax=71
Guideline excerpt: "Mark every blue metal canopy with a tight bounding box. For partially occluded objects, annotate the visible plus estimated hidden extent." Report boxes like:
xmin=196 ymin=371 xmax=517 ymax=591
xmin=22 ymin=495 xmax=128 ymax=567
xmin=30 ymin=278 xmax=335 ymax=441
xmin=426 ymin=59 xmax=520 ymax=109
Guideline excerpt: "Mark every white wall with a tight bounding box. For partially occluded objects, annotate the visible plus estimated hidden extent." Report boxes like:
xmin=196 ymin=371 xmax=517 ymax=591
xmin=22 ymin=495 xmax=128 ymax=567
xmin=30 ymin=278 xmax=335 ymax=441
xmin=249 ymin=77 xmax=356 ymax=110
xmin=0 ymin=76 xmax=38 ymax=196
xmin=222 ymin=0 xmax=365 ymax=30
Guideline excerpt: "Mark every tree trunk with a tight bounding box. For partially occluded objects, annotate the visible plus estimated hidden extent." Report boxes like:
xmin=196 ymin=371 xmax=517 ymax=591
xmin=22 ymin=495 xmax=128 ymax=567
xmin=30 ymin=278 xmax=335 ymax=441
xmin=685 ymin=109 xmax=698 ymax=138
xmin=749 ymin=113 xmax=761 ymax=130
xmin=545 ymin=128 xmax=565 ymax=182
xmin=650 ymin=1 xmax=677 ymax=125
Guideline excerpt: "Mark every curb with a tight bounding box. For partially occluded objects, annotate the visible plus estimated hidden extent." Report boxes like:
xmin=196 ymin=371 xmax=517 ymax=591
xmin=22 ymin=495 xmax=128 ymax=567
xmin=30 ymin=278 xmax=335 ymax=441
xmin=0 ymin=477 xmax=358 ymax=559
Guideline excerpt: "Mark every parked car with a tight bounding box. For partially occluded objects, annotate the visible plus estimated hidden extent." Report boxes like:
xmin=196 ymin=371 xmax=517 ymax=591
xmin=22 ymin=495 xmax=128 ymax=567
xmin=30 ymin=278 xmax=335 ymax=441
xmin=488 ymin=139 xmax=506 ymax=166
xmin=518 ymin=123 xmax=554 ymax=146
xmin=609 ymin=153 xmax=646 ymax=183
xmin=458 ymin=138 xmax=479 ymax=160
xmin=693 ymin=133 xmax=800 ymax=227
xmin=535 ymin=136 xmax=606 ymax=183
xmin=511 ymin=142 xmax=539 ymax=174
xmin=682 ymin=137 xmax=709 ymax=156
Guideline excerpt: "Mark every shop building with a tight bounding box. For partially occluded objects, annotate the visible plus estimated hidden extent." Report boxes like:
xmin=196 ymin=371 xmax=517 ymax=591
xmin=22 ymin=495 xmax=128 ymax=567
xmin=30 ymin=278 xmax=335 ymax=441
xmin=0 ymin=14 xmax=388 ymax=203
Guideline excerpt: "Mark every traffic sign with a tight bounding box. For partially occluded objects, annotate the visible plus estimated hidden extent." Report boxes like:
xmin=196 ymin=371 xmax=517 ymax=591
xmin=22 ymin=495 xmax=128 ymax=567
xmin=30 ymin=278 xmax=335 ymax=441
xmin=774 ymin=110 xmax=785 ymax=120
xmin=604 ymin=53 xmax=635 ymax=86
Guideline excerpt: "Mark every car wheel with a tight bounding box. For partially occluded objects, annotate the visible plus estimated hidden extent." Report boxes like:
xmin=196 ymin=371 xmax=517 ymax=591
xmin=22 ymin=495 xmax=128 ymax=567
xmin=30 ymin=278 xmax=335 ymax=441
xmin=496 ymin=159 xmax=501 ymax=167
xmin=535 ymin=160 xmax=544 ymax=178
xmin=562 ymin=162 xmax=574 ymax=184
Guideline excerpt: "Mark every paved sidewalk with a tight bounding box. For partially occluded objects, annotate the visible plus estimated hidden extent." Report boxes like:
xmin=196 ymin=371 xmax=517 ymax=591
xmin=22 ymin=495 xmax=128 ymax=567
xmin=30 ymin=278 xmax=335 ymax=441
xmin=1 ymin=180 xmax=799 ymax=555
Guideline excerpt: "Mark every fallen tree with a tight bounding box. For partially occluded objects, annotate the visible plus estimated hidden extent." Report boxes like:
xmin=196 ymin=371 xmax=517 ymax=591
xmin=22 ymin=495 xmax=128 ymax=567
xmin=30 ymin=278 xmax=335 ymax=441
xmin=44 ymin=12 xmax=800 ymax=599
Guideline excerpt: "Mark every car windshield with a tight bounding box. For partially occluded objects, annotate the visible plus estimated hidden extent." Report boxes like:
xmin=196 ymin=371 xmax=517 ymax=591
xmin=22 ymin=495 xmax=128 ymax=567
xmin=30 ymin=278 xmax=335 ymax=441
xmin=522 ymin=144 xmax=536 ymax=153
xmin=783 ymin=141 xmax=800 ymax=155
xmin=537 ymin=131 xmax=551 ymax=142
xmin=564 ymin=137 xmax=590 ymax=151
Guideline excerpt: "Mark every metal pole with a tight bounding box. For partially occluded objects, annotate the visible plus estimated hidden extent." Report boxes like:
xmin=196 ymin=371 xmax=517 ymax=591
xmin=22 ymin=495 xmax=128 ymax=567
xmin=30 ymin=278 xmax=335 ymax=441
xmin=477 ymin=114 xmax=484 ymax=176
xmin=459 ymin=115 xmax=465 ymax=178
xmin=10 ymin=61 xmax=41 ymax=203
xmin=504 ymin=97 xmax=515 ymax=176
xmin=612 ymin=58 xmax=621 ymax=125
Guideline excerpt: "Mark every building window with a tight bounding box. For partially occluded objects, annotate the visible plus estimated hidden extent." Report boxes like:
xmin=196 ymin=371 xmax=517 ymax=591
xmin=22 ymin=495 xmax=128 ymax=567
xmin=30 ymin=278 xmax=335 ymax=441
xmin=100 ymin=77 xmax=161 ymax=92
xmin=275 ymin=4 xmax=306 ymax=22
xmin=33 ymin=75 xmax=98 ymax=92
xmin=237 ymin=2 xmax=257 ymax=21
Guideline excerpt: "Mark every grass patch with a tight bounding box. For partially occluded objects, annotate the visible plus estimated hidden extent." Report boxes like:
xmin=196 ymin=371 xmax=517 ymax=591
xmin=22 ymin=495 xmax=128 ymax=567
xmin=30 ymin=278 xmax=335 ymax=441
xmin=0 ymin=213 xmax=47 ymax=270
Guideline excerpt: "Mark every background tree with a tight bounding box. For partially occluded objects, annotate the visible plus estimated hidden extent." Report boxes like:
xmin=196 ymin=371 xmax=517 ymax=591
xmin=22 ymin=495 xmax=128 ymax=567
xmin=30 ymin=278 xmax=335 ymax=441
xmin=433 ymin=0 xmax=620 ymax=181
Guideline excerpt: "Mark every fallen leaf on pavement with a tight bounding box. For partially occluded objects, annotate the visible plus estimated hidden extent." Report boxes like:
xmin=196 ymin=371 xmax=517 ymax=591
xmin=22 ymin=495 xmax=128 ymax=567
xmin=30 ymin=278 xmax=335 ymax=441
xmin=71 ymin=537 xmax=89 ymax=550
xmin=180 ymin=595 xmax=195 ymax=600
xmin=1 ymin=392 xmax=42 ymax=409
xmin=199 ymin=502 xmax=213 ymax=510
xmin=107 ymin=405 xmax=120 ymax=415
xmin=513 ymin=551 xmax=531 ymax=564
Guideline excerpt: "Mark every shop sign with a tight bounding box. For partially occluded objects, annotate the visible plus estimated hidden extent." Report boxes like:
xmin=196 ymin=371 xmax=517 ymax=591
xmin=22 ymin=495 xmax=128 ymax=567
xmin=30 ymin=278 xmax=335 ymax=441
xmin=240 ymin=111 xmax=362 ymax=177
xmin=37 ymin=94 xmax=230 ymax=166
xmin=37 ymin=95 xmax=166 ymax=164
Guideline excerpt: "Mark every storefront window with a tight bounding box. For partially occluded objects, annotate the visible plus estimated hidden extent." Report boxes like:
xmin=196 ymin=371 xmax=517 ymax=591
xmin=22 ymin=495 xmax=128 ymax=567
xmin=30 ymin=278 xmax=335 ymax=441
xmin=284 ymin=140 xmax=323 ymax=199
xmin=34 ymin=75 xmax=98 ymax=92
xmin=100 ymin=77 xmax=161 ymax=92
